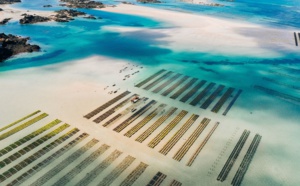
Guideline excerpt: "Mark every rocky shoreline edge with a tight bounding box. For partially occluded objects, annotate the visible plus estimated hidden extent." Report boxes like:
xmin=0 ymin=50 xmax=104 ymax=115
xmin=0 ymin=33 xmax=40 ymax=62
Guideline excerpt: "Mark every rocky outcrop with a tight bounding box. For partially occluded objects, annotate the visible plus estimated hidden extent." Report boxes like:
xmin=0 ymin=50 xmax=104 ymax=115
xmin=0 ymin=18 xmax=11 ymax=25
xmin=56 ymin=9 xmax=86 ymax=17
xmin=52 ymin=9 xmax=86 ymax=22
xmin=137 ymin=0 xmax=161 ymax=3
xmin=0 ymin=0 xmax=21 ymax=4
xmin=60 ymin=0 xmax=105 ymax=8
xmin=0 ymin=33 xmax=40 ymax=62
xmin=19 ymin=14 xmax=50 ymax=24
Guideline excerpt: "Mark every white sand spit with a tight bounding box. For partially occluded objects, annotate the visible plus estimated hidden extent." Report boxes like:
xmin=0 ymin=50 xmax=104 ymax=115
xmin=103 ymin=4 xmax=297 ymax=58
xmin=0 ymin=4 xmax=54 ymax=21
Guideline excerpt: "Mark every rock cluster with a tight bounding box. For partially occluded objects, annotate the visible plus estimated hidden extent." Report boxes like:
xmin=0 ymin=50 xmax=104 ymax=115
xmin=18 ymin=9 xmax=88 ymax=24
xmin=0 ymin=33 xmax=40 ymax=62
xmin=137 ymin=0 xmax=161 ymax=3
xmin=0 ymin=0 xmax=21 ymax=4
xmin=19 ymin=14 xmax=50 ymax=24
xmin=1 ymin=0 xmax=104 ymax=24
xmin=60 ymin=0 xmax=105 ymax=8
xmin=52 ymin=9 xmax=86 ymax=22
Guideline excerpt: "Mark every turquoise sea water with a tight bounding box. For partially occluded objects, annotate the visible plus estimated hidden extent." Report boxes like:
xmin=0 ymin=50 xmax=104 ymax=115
xmin=1 ymin=0 xmax=300 ymax=101
xmin=1 ymin=1 xmax=300 ymax=116
xmin=1 ymin=1 xmax=168 ymax=69
xmin=0 ymin=0 xmax=299 ymax=71
xmin=14 ymin=0 xmax=300 ymax=27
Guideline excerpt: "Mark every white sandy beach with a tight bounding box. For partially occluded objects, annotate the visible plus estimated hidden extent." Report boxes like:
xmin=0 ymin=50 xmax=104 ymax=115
xmin=0 ymin=3 xmax=300 ymax=186
xmin=0 ymin=4 xmax=54 ymax=21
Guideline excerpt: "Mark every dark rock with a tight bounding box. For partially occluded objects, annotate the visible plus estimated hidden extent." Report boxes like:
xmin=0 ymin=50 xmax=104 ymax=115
xmin=59 ymin=0 xmax=105 ymax=9
xmin=0 ymin=18 xmax=11 ymax=25
xmin=137 ymin=0 xmax=161 ymax=3
xmin=19 ymin=15 xmax=50 ymax=24
xmin=55 ymin=9 xmax=86 ymax=17
xmin=0 ymin=0 xmax=21 ymax=4
xmin=43 ymin=5 xmax=53 ymax=8
xmin=55 ymin=19 xmax=69 ymax=22
xmin=18 ymin=9 xmax=87 ymax=24
xmin=0 ymin=33 xmax=40 ymax=62
xmin=84 ymin=15 xmax=96 ymax=19
xmin=0 ymin=8 xmax=3 ymax=11
xmin=53 ymin=9 xmax=86 ymax=22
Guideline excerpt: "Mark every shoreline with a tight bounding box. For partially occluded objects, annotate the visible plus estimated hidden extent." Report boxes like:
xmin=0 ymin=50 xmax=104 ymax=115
xmin=1 ymin=2 xmax=299 ymax=62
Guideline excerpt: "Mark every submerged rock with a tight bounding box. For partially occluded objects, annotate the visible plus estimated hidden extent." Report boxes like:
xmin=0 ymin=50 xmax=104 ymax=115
xmin=0 ymin=33 xmax=40 ymax=62
xmin=43 ymin=5 xmax=53 ymax=8
xmin=84 ymin=15 xmax=97 ymax=19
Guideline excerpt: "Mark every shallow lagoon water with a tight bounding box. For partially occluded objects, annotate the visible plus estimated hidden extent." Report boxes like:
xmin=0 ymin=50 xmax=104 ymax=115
xmin=0 ymin=7 xmax=170 ymax=70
